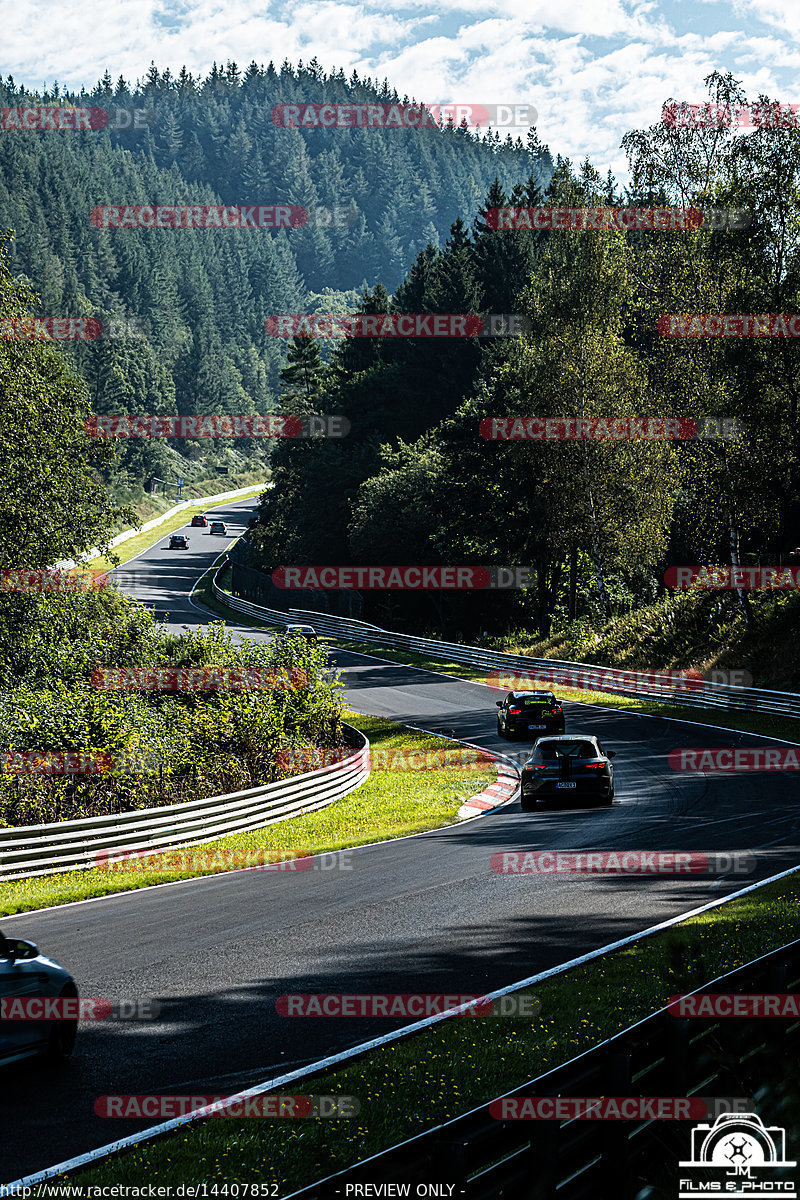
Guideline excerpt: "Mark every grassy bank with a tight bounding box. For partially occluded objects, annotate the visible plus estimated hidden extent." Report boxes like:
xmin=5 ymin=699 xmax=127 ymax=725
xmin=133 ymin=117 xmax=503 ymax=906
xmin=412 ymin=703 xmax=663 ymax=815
xmin=481 ymin=588 xmax=800 ymax=692
xmin=108 ymin=468 xmax=268 ymax=535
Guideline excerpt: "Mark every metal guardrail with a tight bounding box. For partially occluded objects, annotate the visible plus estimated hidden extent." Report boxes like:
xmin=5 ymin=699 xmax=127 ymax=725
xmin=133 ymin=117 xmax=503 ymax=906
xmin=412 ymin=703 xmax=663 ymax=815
xmin=213 ymin=571 xmax=800 ymax=721
xmin=11 ymin=866 xmax=798 ymax=1190
xmin=287 ymin=940 xmax=800 ymax=1199
xmin=0 ymin=726 xmax=369 ymax=882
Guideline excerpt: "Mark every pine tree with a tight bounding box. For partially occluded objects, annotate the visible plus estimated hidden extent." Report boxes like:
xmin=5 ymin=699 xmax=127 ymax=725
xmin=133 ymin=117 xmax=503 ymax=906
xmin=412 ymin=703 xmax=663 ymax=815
xmin=279 ymin=335 xmax=325 ymax=405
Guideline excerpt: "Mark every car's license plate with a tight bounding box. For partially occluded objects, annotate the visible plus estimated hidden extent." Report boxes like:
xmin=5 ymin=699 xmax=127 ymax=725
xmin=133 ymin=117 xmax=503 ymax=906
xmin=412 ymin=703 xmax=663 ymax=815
xmin=528 ymin=723 xmax=546 ymax=729
xmin=555 ymin=782 xmax=576 ymax=789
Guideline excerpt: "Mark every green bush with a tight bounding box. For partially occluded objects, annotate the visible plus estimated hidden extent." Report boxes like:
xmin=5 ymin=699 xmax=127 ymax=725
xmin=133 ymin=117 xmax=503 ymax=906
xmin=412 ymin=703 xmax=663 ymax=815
xmin=0 ymin=618 xmax=344 ymax=826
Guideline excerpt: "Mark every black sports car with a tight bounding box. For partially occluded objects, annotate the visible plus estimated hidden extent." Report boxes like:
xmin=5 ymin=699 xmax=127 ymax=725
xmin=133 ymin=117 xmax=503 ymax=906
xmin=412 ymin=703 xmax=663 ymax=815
xmin=496 ymin=690 xmax=565 ymax=740
xmin=520 ymin=734 xmax=615 ymax=809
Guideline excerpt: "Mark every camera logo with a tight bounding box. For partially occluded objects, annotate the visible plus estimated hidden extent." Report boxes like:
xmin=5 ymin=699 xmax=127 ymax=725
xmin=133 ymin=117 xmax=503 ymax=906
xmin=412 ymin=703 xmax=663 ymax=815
xmin=679 ymin=1112 xmax=795 ymax=1197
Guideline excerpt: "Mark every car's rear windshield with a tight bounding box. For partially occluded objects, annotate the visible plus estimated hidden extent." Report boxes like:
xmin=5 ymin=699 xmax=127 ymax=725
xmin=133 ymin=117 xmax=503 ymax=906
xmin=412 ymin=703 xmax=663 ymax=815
xmin=535 ymin=741 xmax=597 ymax=760
xmin=517 ymin=694 xmax=555 ymax=706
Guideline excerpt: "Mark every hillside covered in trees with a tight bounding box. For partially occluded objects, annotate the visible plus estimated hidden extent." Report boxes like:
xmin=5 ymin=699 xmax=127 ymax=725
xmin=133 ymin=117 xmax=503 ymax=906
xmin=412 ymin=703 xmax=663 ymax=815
xmin=0 ymin=61 xmax=552 ymax=506
xmin=246 ymin=73 xmax=800 ymax=641
xmin=3 ymin=62 xmax=798 ymax=649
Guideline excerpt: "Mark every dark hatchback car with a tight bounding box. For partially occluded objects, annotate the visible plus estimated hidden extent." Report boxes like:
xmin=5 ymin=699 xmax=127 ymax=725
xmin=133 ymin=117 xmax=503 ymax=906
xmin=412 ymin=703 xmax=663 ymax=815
xmin=168 ymin=534 xmax=190 ymax=549
xmin=0 ymin=930 xmax=78 ymax=1065
xmin=496 ymin=690 xmax=565 ymax=741
xmin=520 ymin=735 xmax=616 ymax=809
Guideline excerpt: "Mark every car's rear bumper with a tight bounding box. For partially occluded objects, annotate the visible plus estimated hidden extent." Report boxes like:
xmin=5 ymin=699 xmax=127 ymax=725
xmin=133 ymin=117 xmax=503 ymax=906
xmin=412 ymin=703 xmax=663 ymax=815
xmin=522 ymin=778 xmax=612 ymax=800
xmin=508 ymin=722 xmax=565 ymax=737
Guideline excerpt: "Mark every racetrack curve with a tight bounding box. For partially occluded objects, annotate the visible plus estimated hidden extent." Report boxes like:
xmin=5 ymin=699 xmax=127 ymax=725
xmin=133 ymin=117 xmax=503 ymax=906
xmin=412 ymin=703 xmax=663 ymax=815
xmin=3 ymin=498 xmax=799 ymax=1180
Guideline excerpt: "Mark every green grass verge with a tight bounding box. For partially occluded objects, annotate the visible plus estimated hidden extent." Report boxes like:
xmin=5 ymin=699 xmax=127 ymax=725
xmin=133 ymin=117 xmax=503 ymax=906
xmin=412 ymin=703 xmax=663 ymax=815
xmin=67 ymin=870 xmax=799 ymax=1189
xmin=87 ymin=485 xmax=267 ymax=574
xmin=0 ymin=712 xmax=495 ymax=917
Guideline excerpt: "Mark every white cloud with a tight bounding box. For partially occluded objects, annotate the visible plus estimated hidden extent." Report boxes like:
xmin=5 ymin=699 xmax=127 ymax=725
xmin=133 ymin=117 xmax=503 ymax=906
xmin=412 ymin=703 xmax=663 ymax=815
xmin=4 ymin=0 xmax=800 ymax=182
xmin=724 ymin=0 xmax=800 ymax=39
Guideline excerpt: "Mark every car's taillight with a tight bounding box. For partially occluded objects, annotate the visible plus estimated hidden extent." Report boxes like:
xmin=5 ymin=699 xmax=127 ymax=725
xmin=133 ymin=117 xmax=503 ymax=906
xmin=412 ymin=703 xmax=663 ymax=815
xmin=584 ymin=761 xmax=607 ymax=770
xmin=551 ymin=705 xmax=563 ymax=714
xmin=508 ymin=706 xmax=521 ymax=715
xmin=524 ymin=763 xmax=546 ymax=772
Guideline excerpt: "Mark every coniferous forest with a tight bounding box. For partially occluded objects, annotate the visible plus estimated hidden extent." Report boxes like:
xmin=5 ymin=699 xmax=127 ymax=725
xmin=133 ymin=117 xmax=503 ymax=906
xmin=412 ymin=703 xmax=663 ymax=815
xmin=0 ymin=61 xmax=551 ymax=501
xmin=3 ymin=66 xmax=800 ymax=651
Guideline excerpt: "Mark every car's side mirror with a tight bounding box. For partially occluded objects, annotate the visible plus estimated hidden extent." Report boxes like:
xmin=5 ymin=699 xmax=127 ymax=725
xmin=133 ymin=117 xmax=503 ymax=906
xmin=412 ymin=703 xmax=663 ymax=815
xmin=496 ymin=701 xmax=502 ymax=708
xmin=606 ymin=750 xmax=616 ymax=758
xmin=7 ymin=939 xmax=38 ymax=960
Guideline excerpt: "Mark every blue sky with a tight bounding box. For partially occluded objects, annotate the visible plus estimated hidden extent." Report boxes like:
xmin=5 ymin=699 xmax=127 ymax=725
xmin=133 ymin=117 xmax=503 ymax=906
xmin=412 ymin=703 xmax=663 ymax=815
xmin=5 ymin=0 xmax=799 ymax=180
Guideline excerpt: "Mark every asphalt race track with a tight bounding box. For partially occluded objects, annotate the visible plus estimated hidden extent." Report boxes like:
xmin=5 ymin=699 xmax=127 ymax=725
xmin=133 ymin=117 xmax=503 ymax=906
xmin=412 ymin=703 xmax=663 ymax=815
xmin=3 ymin=498 xmax=799 ymax=1180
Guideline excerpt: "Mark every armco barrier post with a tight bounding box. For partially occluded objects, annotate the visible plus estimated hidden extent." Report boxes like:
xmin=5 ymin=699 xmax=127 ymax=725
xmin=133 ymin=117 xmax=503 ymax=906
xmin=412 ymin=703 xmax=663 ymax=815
xmin=598 ymin=1052 xmax=632 ymax=1194
xmin=665 ymin=1011 xmax=690 ymax=1093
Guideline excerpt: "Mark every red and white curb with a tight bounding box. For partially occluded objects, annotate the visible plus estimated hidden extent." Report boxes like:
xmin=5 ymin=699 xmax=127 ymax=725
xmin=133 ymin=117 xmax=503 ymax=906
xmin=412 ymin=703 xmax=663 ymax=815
xmin=458 ymin=759 xmax=519 ymax=818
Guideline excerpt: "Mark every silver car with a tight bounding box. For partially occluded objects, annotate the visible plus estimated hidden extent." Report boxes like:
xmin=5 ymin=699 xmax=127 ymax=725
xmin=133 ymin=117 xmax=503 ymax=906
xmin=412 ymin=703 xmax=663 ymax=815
xmin=285 ymin=624 xmax=318 ymax=644
xmin=0 ymin=929 xmax=78 ymax=1065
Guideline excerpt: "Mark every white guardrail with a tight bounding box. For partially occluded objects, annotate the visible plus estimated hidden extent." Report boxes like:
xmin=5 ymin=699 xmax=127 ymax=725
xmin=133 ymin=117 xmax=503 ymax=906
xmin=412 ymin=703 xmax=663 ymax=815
xmin=213 ymin=569 xmax=800 ymax=720
xmin=0 ymin=726 xmax=369 ymax=882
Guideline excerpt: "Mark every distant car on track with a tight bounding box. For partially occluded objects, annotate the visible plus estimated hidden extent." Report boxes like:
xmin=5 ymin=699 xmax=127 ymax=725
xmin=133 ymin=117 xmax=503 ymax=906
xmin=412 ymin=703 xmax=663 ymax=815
xmin=285 ymin=624 xmax=318 ymax=644
xmin=520 ymin=734 xmax=615 ymax=810
xmin=168 ymin=535 xmax=190 ymax=549
xmin=496 ymin=690 xmax=565 ymax=741
xmin=191 ymin=514 xmax=208 ymax=527
xmin=209 ymin=521 xmax=228 ymax=536
xmin=0 ymin=930 xmax=78 ymax=1065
